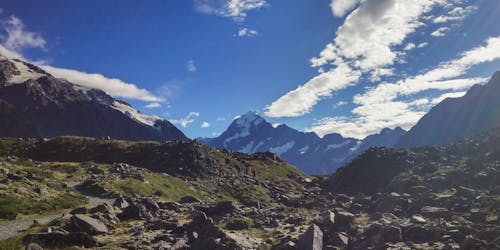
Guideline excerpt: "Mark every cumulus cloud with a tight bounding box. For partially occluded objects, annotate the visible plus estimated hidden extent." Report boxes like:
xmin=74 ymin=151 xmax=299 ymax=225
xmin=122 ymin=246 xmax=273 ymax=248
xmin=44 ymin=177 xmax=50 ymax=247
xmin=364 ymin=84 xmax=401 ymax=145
xmin=431 ymin=27 xmax=449 ymax=37
xmin=308 ymin=36 xmax=500 ymax=138
xmin=330 ymin=0 xmax=360 ymax=17
xmin=194 ymin=0 xmax=267 ymax=22
xmin=433 ymin=5 xmax=477 ymax=23
xmin=267 ymin=0 xmax=451 ymax=118
xmin=265 ymin=63 xmax=361 ymax=117
xmin=186 ymin=60 xmax=197 ymax=72
xmin=1 ymin=16 xmax=46 ymax=52
xmin=201 ymin=121 xmax=211 ymax=128
xmin=170 ymin=112 xmax=200 ymax=128
xmin=236 ymin=27 xmax=258 ymax=37
xmin=0 ymin=15 xmax=162 ymax=103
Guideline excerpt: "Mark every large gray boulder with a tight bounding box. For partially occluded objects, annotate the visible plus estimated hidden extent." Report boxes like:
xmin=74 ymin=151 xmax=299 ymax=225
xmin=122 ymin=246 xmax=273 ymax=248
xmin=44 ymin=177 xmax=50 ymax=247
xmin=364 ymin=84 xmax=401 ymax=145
xmin=72 ymin=214 xmax=108 ymax=235
xmin=297 ymin=224 xmax=323 ymax=250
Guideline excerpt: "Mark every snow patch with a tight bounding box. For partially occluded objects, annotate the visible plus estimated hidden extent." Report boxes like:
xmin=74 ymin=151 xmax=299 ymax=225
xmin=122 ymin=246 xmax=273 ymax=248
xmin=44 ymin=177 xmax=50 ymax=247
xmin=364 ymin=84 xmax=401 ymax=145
xmin=299 ymin=146 xmax=309 ymax=155
xmin=7 ymin=60 xmax=46 ymax=84
xmin=326 ymin=140 xmax=352 ymax=151
xmin=349 ymin=141 xmax=363 ymax=153
xmin=111 ymin=101 xmax=162 ymax=127
xmin=269 ymin=141 xmax=295 ymax=156
xmin=223 ymin=112 xmax=262 ymax=147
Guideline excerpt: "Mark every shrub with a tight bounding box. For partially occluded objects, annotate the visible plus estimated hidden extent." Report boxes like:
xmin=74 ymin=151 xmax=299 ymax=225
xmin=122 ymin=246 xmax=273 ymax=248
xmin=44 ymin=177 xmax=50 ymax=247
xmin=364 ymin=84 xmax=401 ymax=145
xmin=226 ymin=217 xmax=253 ymax=230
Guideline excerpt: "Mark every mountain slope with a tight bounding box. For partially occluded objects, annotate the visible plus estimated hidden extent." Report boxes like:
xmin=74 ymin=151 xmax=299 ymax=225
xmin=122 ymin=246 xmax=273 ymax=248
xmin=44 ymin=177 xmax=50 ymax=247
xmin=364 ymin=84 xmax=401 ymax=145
xmin=398 ymin=71 xmax=500 ymax=147
xmin=201 ymin=112 xmax=406 ymax=174
xmin=0 ymin=55 xmax=188 ymax=141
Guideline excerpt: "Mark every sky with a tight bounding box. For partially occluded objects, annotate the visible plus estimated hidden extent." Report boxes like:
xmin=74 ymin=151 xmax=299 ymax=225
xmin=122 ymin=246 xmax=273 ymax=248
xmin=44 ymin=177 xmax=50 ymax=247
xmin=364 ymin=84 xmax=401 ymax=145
xmin=0 ymin=0 xmax=499 ymax=139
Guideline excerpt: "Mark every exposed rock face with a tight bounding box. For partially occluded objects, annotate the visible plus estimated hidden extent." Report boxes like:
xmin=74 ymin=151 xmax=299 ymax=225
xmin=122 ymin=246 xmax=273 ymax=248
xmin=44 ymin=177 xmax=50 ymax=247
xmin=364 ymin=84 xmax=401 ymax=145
xmin=72 ymin=214 xmax=109 ymax=235
xmin=398 ymin=71 xmax=500 ymax=147
xmin=297 ymin=224 xmax=323 ymax=250
xmin=0 ymin=55 xmax=188 ymax=141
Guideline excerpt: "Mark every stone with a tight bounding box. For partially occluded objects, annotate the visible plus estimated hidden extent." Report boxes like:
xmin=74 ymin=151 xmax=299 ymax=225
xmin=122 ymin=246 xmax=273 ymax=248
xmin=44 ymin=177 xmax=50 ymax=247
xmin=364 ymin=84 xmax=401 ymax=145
xmin=24 ymin=232 xmax=98 ymax=248
xmin=70 ymin=207 xmax=87 ymax=215
xmin=410 ymin=215 xmax=426 ymax=224
xmin=383 ymin=226 xmax=402 ymax=242
xmin=113 ymin=196 xmax=129 ymax=209
xmin=72 ymin=214 xmax=108 ymax=235
xmin=25 ymin=243 xmax=43 ymax=250
xmin=330 ymin=232 xmax=349 ymax=247
xmin=403 ymin=225 xmax=435 ymax=243
xmin=315 ymin=210 xmax=335 ymax=228
xmin=297 ymin=224 xmax=323 ymax=250
xmin=420 ymin=206 xmax=450 ymax=218
xmin=179 ymin=195 xmax=200 ymax=203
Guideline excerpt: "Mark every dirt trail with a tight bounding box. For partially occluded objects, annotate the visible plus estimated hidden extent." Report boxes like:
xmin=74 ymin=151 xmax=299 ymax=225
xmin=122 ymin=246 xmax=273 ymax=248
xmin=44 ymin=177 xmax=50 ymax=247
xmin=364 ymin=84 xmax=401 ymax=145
xmin=0 ymin=182 xmax=114 ymax=240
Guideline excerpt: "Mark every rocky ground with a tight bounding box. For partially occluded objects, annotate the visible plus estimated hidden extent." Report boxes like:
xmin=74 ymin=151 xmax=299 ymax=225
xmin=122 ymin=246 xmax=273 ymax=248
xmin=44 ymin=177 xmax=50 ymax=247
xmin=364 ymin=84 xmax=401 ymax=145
xmin=0 ymin=130 xmax=498 ymax=249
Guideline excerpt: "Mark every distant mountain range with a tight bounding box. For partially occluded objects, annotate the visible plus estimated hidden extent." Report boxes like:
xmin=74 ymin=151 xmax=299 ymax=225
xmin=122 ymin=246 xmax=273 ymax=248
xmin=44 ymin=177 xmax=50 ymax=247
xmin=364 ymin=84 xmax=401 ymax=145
xmin=0 ymin=54 xmax=188 ymax=141
xmin=199 ymin=112 xmax=406 ymax=174
xmin=398 ymin=71 xmax=500 ymax=147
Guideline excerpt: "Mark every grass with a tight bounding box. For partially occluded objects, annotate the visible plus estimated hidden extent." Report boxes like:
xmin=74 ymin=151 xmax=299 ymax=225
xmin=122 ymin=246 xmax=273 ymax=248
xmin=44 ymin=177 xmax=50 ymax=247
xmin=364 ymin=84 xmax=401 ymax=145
xmin=222 ymin=182 xmax=272 ymax=207
xmin=111 ymin=173 xmax=206 ymax=202
xmin=226 ymin=217 xmax=253 ymax=230
xmin=0 ymin=237 xmax=24 ymax=250
xmin=0 ymin=193 xmax=87 ymax=220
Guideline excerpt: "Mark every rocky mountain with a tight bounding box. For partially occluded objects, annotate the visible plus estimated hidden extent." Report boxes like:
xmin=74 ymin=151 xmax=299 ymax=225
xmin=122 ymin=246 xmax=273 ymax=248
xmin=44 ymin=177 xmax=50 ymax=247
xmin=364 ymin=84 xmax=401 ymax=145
xmin=398 ymin=71 xmax=500 ymax=147
xmin=200 ymin=112 xmax=406 ymax=174
xmin=0 ymin=55 xmax=188 ymax=141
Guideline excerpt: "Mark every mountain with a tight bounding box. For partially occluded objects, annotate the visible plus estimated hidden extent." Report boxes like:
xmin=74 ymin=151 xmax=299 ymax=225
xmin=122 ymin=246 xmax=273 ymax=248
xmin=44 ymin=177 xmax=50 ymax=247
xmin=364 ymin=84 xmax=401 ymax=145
xmin=398 ymin=71 xmax=500 ymax=147
xmin=200 ymin=112 xmax=406 ymax=174
xmin=0 ymin=55 xmax=188 ymax=141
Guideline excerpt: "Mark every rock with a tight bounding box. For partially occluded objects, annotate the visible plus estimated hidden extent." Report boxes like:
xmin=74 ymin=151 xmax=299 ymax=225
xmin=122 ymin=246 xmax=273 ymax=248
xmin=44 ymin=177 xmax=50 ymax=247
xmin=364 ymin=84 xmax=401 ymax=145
xmin=420 ymin=206 xmax=450 ymax=218
xmin=24 ymin=232 xmax=98 ymax=248
xmin=410 ymin=215 xmax=426 ymax=224
xmin=297 ymin=224 xmax=323 ymax=250
xmin=72 ymin=214 xmax=108 ymax=235
xmin=159 ymin=201 xmax=182 ymax=212
xmin=403 ymin=225 xmax=435 ymax=243
xmin=25 ymin=243 xmax=43 ymax=250
xmin=200 ymin=200 xmax=238 ymax=216
xmin=70 ymin=207 xmax=87 ymax=215
xmin=314 ymin=210 xmax=335 ymax=228
xmin=333 ymin=211 xmax=354 ymax=230
xmin=330 ymin=232 xmax=349 ymax=247
xmin=113 ymin=196 xmax=129 ymax=209
xmin=179 ymin=195 xmax=200 ymax=203
xmin=383 ymin=226 xmax=402 ymax=242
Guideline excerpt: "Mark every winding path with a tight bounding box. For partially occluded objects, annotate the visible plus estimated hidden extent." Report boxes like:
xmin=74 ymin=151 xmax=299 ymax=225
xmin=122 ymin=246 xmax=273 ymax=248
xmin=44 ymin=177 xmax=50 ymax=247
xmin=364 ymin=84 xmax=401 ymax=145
xmin=0 ymin=182 xmax=114 ymax=240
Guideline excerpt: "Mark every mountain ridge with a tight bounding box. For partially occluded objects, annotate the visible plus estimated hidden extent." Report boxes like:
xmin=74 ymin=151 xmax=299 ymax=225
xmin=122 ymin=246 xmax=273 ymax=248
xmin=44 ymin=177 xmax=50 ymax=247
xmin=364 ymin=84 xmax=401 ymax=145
xmin=0 ymin=54 xmax=188 ymax=142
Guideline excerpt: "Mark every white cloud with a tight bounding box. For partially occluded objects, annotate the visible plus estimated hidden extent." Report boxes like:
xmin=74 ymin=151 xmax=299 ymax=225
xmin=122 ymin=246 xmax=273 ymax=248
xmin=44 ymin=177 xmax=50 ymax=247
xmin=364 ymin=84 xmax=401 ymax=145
xmin=0 ymin=15 xmax=162 ymax=103
xmin=186 ymin=60 xmax=197 ymax=72
xmin=431 ymin=91 xmax=466 ymax=104
xmin=265 ymin=63 xmax=361 ymax=117
xmin=333 ymin=101 xmax=348 ymax=109
xmin=417 ymin=42 xmax=429 ymax=48
xmin=433 ymin=5 xmax=477 ymax=23
xmin=145 ymin=102 xmax=161 ymax=108
xmin=201 ymin=121 xmax=211 ymax=128
xmin=404 ymin=43 xmax=416 ymax=51
xmin=194 ymin=0 xmax=267 ymax=22
xmin=236 ymin=27 xmax=258 ymax=37
xmin=170 ymin=112 xmax=200 ymax=128
xmin=1 ymin=16 xmax=46 ymax=52
xmin=41 ymin=65 xmax=163 ymax=102
xmin=431 ymin=27 xmax=449 ymax=37
xmin=309 ymin=35 xmax=500 ymax=138
xmin=312 ymin=0 xmax=446 ymax=71
xmin=267 ymin=0 xmax=451 ymax=119
xmin=330 ymin=0 xmax=360 ymax=17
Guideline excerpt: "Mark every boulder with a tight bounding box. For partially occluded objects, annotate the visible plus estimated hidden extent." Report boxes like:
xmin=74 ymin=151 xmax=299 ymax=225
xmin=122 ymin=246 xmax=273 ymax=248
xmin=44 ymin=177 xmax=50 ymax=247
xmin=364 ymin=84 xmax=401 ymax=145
xmin=330 ymin=232 xmax=349 ymax=247
xmin=297 ymin=224 xmax=323 ymax=250
xmin=24 ymin=232 xmax=98 ymax=248
xmin=72 ymin=214 xmax=108 ymax=235
xmin=179 ymin=195 xmax=200 ymax=203
xmin=420 ymin=206 xmax=450 ymax=218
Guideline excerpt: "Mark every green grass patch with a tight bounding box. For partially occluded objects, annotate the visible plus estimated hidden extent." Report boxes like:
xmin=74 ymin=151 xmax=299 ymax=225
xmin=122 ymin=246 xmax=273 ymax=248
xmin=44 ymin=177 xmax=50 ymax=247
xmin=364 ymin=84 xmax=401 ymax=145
xmin=226 ymin=217 xmax=253 ymax=230
xmin=112 ymin=173 xmax=206 ymax=202
xmin=222 ymin=182 xmax=272 ymax=207
xmin=0 ymin=193 xmax=87 ymax=220
xmin=0 ymin=237 xmax=24 ymax=250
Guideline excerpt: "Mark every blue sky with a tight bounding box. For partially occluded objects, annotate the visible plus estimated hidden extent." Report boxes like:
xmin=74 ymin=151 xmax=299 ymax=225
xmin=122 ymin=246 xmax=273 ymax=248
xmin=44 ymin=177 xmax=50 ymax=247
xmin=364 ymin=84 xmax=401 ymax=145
xmin=1 ymin=0 xmax=500 ymax=139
